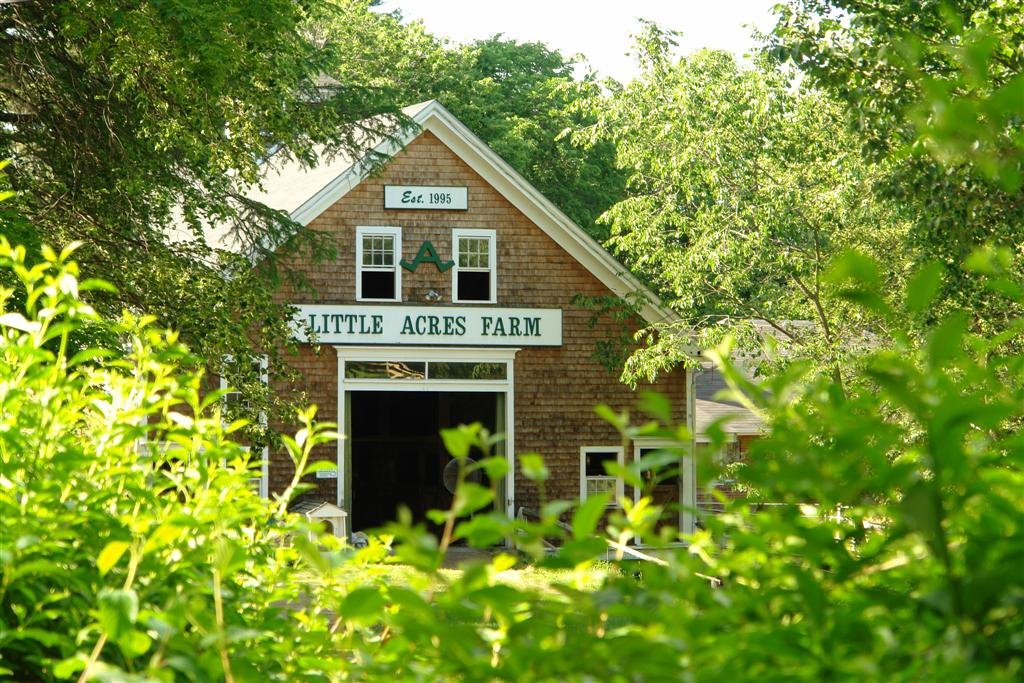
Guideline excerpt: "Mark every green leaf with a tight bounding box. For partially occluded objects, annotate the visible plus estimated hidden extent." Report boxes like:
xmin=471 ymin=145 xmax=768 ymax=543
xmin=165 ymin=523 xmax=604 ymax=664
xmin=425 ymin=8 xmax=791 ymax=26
xmin=68 ymin=347 xmax=115 ymax=367
xmin=927 ymin=313 xmax=967 ymax=368
xmin=825 ymin=250 xmax=881 ymax=287
xmin=964 ymin=245 xmax=1011 ymax=274
xmin=548 ymin=537 xmax=607 ymax=567
xmin=53 ymin=655 xmax=87 ymax=679
xmin=471 ymin=455 xmax=509 ymax=482
xmin=837 ymin=287 xmax=892 ymax=317
xmin=425 ymin=509 xmax=449 ymax=526
xmin=340 ymin=587 xmax=387 ymax=625
xmin=637 ymin=448 xmax=682 ymax=473
xmin=605 ymin=461 xmax=641 ymax=490
xmin=541 ymin=500 xmax=573 ymax=520
xmin=292 ymin=534 xmax=330 ymax=575
xmin=594 ymin=404 xmax=628 ymax=431
xmin=900 ymin=480 xmax=941 ymax=549
xmin=78 ymin=278 xmax=118 ymax=293
xmin=904 ymin=261 xmax=944 ymax=314
xmin=454 ymin=514 xmax=508 ymax=547
xmin=441 ymin=423 xmax=481 ymax=459
xmin=302 ymin=460 xmax=338 ymax=477
xmin=572 ymin=493 xmax=611 ymax=540
xmin=453 ymin=482 xmax=494 ymax=517
xmin=117 ymin=629 xmax=153 ymax=658
xmin=98 ymin=588 xmax=138 ymax=640
xmin=637 ymin=391 xmax=673 ymax=423
xmin=96 ymin=541 xmax=130 ymax=576
xmin=519 ymin=453 xmax=549 ymax=482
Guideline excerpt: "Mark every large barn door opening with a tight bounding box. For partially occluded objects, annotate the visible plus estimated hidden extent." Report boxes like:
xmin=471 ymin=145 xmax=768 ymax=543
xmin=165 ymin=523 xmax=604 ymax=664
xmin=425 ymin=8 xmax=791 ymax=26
xmin=349 ymin=390 xmax=501 ymax=533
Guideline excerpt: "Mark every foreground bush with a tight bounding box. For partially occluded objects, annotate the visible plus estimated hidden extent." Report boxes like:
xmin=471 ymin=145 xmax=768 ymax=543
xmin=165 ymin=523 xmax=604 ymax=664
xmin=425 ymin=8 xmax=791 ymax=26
xmin=0 ymin=239 xmax=342 ymax=680
xmin=1 ymin=236 xmax=1022 ymax=681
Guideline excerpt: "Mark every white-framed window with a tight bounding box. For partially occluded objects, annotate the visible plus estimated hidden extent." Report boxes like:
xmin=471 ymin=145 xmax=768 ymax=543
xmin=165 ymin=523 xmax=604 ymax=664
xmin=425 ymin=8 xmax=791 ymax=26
xmin=452 ymin=228 xmax=496 ymax=303
xmin=219 ymin=355 xmax=269 ymax=498
xmin=137 ymin=442 xmax=264 ymax=497
xmin=219 ymin=355 xmax=268 ymax=414
xmin=580 ymin=446 xmax=624 ymax=505
xmin=633 ymin=438 xmax=695 ymax=537
xmin=356 ymin=226 xmax=402 ymax=302
xmin=632 ymin=440 xmax=685 ymax=497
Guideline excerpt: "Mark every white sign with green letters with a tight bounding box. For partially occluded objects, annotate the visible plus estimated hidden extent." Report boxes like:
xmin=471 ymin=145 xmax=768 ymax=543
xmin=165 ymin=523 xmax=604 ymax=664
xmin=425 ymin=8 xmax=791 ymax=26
xmin=293 ymin=305 xmax=562 ymax=346
xmin=384 ymin=185 xmax=468 ymax=210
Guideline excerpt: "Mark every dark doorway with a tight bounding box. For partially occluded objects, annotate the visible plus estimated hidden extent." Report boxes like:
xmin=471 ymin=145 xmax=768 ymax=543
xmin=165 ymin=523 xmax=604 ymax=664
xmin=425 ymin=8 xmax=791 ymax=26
xmin=349 ymin=391 xmax=500 ymax=532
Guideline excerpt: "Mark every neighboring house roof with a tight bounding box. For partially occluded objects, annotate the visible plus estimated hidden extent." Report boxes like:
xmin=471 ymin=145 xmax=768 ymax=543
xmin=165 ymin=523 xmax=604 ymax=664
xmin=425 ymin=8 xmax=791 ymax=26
xmin=214 ymin=99 xmax=677 ymax=326
xmin=694 ymin=366 xmax=764 ymax=442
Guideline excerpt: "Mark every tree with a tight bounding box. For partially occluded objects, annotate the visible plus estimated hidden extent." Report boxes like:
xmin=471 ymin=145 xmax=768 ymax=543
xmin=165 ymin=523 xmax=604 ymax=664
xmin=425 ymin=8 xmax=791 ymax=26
xmin=768 ymin=0 xmax=1024 ymax=340
xmin=6 ymin=229 xmax=1021 ymax=680
xmin=575 ymin=26 xmax=909 ymax=384
xmin=312 ymin=7 xmax=627 ymax=238
xmin=432 ymin=37 xmax=627 ymax=238
xmin=0 ymin=0 xmax=412 ymax=426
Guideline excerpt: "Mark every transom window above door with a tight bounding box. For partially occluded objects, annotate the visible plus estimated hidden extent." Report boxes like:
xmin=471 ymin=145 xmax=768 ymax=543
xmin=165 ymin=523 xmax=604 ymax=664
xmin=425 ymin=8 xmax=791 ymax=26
xmin=356 ymin=226 xmax=402 ymax=302
xmin=452 ymin=228 xmax=496 ymax=303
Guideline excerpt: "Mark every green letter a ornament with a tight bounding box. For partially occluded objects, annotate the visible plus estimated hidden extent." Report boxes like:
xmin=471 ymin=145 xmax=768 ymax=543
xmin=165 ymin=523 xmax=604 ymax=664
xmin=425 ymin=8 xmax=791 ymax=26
xmin=400 ymin=241 xmax=455 ymax=272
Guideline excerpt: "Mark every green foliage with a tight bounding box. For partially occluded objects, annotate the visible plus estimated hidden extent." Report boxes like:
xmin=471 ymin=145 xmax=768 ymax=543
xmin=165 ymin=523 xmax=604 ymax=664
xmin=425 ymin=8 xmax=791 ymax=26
xmin=769 ymin=0 xmax=1024 ymax=345
xmin=3 ymin=6 xmax=1023 ymax=677
xmin=0 ymin=237 xmax=344 ymax=680
xmin=0 ymin=0 xmax=413 ymax=434
xmin=696 ymin=247 xmax=1024 ymax=680
xmin=314 ymin=8 xmax=627 ymax=238
xmin=576 ymin=28 xmax=909 ymax=383
xmin=430 ymin=37 xmax=627 ymax=238
xmin=2 ymin=229 xmax=1022 ymax=680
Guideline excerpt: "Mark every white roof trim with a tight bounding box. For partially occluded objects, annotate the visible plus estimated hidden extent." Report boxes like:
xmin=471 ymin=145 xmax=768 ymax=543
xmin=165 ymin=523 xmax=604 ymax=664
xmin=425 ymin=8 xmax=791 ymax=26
xmin=285 ymin=100 xmax=676 ymax=326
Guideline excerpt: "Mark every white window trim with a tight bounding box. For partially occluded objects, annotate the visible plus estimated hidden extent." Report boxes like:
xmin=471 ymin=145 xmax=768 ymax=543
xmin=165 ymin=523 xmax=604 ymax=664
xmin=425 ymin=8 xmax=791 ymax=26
xmin=136 ymin=441 xmax=266 ymax=499
xmin=356 ymin=226 xmax=402 ymax=302
xmin=451 ymin=228 xmax=497 ymax=304
xmin=633 ymin=438 xmax=694 ymax=535
xmin=219 ymin=355 xmax=269 ymax=499
xmin=580 ymin=445 xmax=625 ymax=506
xmin=335 ymin=346 xmax=519 ymax=521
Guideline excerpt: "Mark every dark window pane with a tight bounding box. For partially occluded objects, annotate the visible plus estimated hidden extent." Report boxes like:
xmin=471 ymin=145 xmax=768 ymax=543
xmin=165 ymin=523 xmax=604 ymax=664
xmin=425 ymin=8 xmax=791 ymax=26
xmin=223 ymin=391 xmax=251 ymax=413
xmin=362 ymin=271 xmax=395 ymax=299
xmin=457 ymin=271 xmax=490 ymax=301
xmin=429 ymin=362 xmax=506 ymax=380
xmin=639 ymin=446 xmax=680 ymax=484
xmin=346 ymin=361 xmax=425 ymax=379
xmin=585 ymin=451 xmax=618 ymax=476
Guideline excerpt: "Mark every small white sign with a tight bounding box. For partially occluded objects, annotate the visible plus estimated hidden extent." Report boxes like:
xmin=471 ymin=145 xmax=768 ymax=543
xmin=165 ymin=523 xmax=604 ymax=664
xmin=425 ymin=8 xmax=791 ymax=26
xmin=315 ymin=468 xmax=338 ymax=480
xmin=292 ymin=304 xmax=562 ymax=347
xmin=384 ymin=185 xmax=468 ymax=210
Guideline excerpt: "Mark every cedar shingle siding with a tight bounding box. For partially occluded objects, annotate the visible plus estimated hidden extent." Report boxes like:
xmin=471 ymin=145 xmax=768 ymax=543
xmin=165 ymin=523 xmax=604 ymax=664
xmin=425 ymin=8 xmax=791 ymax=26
xmin=265 ymin=128 xmax=687 ymax=520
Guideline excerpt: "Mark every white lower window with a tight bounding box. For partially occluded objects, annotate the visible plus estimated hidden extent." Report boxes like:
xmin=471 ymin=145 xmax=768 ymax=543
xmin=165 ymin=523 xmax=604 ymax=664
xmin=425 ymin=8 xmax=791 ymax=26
xmin=357 ymin=226 xmax=402 ymax=301
xmin=452 ymin=228 xmax=496 ymax=303
xmin=580 ymin=446 xmax=624 ymax=504
xmin=219 ymin=355 xmax=269 ymax=498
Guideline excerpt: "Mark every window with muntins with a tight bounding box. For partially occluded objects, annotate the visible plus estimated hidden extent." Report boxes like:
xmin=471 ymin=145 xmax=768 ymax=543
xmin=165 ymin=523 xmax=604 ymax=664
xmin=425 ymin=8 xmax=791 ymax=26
xmin=357 ymin=226 xmax=401 ymax=301
xmin=452 ymin=229 xmax=495 ymax=303
xmin=218 ymin=355 xmax=269 ymax=497
xmin=580 ymin=446 xmax=624 ymax=504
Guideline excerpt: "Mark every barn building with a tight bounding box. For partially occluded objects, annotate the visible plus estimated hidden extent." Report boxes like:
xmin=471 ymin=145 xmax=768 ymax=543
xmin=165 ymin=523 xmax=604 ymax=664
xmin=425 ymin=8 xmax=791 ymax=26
xmin=236 ymin=101 xmax=697 ymax=536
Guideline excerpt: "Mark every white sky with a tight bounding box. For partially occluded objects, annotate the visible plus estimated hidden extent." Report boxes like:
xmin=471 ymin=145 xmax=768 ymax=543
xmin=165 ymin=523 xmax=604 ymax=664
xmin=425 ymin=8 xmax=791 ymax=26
xmin=376 ymin=0 xmax=782 ymax=82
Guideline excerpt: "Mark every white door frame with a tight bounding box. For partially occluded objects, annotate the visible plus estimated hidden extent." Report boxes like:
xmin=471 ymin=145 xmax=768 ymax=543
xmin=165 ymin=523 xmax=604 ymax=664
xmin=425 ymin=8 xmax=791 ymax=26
xmin=334 ymin=346 xmax=519 ymax=520
xmin=632 ymin=439 xmax=696 ymax=540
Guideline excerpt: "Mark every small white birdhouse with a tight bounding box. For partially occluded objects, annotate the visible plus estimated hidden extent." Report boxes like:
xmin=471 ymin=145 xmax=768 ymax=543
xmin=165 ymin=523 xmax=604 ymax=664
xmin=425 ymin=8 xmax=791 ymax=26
xmin=290 ymin=499 xmax=349 ymax=541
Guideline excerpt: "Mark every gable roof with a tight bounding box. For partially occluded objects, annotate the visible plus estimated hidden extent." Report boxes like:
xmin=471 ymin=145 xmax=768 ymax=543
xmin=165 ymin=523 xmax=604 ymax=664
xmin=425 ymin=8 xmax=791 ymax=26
xmin=233 ymin=99 xmax=676 ymax=326
xmin=694 ymin=366 xmax=764 ymax=441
